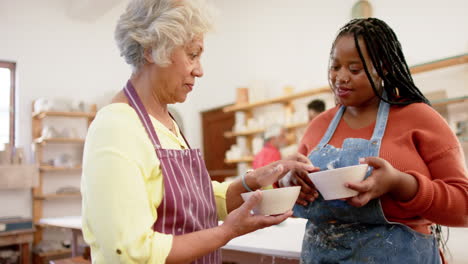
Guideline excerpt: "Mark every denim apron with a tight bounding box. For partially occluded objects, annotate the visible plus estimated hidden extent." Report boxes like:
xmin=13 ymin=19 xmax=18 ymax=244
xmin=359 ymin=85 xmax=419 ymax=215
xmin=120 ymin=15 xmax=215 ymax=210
xmin=293 ymin=101 xmax=440 ymax=264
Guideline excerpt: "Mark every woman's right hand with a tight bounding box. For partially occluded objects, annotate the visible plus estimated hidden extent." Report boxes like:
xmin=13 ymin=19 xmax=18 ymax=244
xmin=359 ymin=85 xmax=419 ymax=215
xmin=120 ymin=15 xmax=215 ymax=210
xmin=291 ymin=168 xmax=320 ymax=206
xmin=278 ymin=154 xmax=320 ymax=206
xmin=220 ymin=190 xmax=292 ymax=240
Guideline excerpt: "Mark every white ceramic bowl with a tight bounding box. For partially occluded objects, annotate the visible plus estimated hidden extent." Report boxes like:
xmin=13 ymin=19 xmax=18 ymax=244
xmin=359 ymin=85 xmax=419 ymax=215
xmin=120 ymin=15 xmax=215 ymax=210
xmin=240 ymin=186 xmax=301 ymax=215
xmin=308 ymin=164 xmax=368 ymax=200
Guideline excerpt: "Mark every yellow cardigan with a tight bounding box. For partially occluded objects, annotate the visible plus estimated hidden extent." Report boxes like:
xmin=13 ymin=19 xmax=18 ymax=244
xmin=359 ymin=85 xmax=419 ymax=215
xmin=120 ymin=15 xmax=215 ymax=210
xmin=81 ymin=103 xmax=230 ymax=263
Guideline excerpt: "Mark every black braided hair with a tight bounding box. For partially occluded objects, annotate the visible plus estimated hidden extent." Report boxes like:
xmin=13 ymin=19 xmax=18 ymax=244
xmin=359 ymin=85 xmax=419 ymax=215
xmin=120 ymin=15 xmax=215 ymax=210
xmin=331 ymin=18 xmax=430 ymax=105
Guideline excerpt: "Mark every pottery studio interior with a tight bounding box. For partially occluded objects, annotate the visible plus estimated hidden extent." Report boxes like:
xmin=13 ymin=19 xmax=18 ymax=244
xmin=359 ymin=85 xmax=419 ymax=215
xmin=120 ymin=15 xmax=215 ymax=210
xmin=0 ymin=0 xmax=467 ymax=263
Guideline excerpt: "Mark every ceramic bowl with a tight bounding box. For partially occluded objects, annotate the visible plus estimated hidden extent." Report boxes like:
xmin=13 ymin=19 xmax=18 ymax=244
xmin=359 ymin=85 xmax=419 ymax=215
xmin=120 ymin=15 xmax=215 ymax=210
xmin=240 ymin=186 xmax=301 ymax=215
xmin=308 ymin=164 xmax=368 ymax=200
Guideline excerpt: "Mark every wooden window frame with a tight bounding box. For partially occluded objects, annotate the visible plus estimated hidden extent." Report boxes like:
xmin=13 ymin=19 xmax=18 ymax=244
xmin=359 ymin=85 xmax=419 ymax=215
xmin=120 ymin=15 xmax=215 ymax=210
xmin=0 ymin=61 xmax=16 ymax=147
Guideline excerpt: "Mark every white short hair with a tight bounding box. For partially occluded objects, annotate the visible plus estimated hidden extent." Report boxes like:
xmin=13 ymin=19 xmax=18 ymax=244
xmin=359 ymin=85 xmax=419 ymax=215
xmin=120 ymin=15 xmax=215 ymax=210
xmin=115 ymin=0 xmax=215 ymax=71
xmin=264 ymin=124 xmax=284 ymax=140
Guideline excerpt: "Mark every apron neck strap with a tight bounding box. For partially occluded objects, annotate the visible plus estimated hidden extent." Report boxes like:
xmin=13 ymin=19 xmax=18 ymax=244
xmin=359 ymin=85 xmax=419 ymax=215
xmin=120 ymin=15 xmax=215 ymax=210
xmin=317 ymin=106 xmax=345 ymax=148
xmin=124 ymin=80 xmax=162 ymax=149
xmin=123 ymin=80 xmax=192 ymax=150
xmin=369 ymin=99 xmax=390 ymax=142
xmin=317 ymin=93 xmax=391 ymax=149
xmin=168 ymin=112 xmax=192 ymax=149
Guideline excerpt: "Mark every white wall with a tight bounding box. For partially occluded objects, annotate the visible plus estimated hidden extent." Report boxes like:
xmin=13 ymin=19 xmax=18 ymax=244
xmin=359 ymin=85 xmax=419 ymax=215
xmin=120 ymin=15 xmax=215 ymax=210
xmin=0 ymin=0 xmax=131 ymax=219
xmin=0 ymin=0 xmax=467 ymax=261
xmin=193 ymin=0 xmax=468 ymax=148
xmin=1 ymin=0 xmax=465 ymax=156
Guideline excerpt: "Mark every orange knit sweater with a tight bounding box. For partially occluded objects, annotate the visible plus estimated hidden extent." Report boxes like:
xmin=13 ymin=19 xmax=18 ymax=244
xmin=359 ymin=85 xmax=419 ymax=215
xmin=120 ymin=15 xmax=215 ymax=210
xmin=299 ymin=103 xmax=468 ymax=234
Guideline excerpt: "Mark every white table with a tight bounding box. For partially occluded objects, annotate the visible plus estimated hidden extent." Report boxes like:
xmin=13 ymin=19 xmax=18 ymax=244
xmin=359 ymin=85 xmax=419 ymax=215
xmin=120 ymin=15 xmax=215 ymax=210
xmin=39 ymin=216 xmax=468 ymax=263
xmin=38 ymin=216 xmax=83 ymax=257
xmin=38 ymin=216 xmax=306 ymax=262
xmin=222 ymin=218 xmax=305 ymax=261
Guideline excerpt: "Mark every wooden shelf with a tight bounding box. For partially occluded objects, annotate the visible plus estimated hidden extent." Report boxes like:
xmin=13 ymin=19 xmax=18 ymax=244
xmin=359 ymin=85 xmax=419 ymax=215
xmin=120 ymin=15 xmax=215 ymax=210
xmin=223 ymin=54 xmax=468 ymax=113
xmin=224 ymin=156 xmax=254 ymax=164
xmin=39 ymin=165 xmax=82 ymax=172
xmin=286 ymin=122 xmax=308 ymax=129
xmin=223 ymin=86 xmax=331 ymax=112
xmin=225 ymin=128 xmax=265 ymax=138
xmin=37 ymin=248 xmax=72 ymax=258
xmin=431 ymin=95 xmax=468 ymax=107
xmin=224 ymin=96 xmax=464 ymax=138
xmin=34 ymin=137 xmax=85 ymax=144
xmin=0 ymin=228 xmax=35 ymax=237
xmin=34 ymin=193 xmax=81 ymax=200
xmin=33 ymin=111 xmax=95 ymax=119
xmin=225 ymin=122 xmax=308 ymax=138
xmin=409 ymin=54 xmax=468 ymax=74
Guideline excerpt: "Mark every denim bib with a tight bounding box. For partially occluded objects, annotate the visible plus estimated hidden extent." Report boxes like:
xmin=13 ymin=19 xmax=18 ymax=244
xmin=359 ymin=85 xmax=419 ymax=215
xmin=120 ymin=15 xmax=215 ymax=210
xmin=293 ymin=101 xmax=440 ymax=264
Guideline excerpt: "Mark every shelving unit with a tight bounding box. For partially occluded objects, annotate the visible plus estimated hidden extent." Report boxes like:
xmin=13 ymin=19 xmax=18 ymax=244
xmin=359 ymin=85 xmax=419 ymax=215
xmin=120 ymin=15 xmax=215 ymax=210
xmin=431 ymin=95 xmax=468 ymax=107
xmin=409 ymin=54 xmax=468 ymax=74
xmin=31 ymin=103 xmax=96 ymax=263
xmin=34 ymin=138 xmax=86 ymax=145
xmin=224 ymin=122 xmax=308 ymax=138
xmin=36 ymin=249 xmax=72 ymax=259
xmin=223 ymin=85 xmax=331 ymax=167
xmin=224 ymin=156 xmax=254 ymax=164
xmin=39 ymin=165 xmax=82 ymax=172
xmin=33 ymin=193 xmax=82 ymax=200
xmin=223 ymin=54 xmax=468 ymax=166
xmin=223 ymin=86 xmax=330 ymax=112
xmin=32 ymin=111 xmax=96 ymax=119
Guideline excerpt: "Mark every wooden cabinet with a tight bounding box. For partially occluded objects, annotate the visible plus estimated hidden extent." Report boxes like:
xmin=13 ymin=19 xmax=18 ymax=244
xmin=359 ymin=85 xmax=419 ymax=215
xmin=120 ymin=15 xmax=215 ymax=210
xmin=0 ymin=229 xmax=35 ymax=264
xmin=0 ymin=165 xmax=37 ymax=264
xmin=201 ymin=106 xmax=237 ymax=182
xmin=31 ymin=103 xmax=96 ymax=262
xmin=222 ymin=54 xmax=468 ymax=175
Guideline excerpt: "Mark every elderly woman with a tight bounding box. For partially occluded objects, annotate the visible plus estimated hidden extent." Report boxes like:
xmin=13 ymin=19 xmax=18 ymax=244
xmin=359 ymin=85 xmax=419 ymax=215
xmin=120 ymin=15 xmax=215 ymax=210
xmin=80 ymin=0 xmax=316 ymax=263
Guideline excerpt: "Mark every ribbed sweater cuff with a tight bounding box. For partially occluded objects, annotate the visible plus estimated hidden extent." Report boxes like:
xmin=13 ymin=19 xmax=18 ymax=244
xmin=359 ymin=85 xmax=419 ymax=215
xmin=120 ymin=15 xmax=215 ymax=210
xmin=395 ymin=170 xmax=434 ymax=214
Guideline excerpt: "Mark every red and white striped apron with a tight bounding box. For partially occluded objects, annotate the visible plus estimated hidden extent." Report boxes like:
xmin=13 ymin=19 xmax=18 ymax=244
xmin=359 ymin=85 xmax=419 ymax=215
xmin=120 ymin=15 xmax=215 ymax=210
xmin=124 ymin=81 xmax=221 ymax=264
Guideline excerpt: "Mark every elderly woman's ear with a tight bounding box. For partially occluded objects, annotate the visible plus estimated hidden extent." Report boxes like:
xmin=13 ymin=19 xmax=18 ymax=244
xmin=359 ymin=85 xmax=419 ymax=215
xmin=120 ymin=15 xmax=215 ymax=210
xmin=143 ymin=49 xmax=155 ymax=64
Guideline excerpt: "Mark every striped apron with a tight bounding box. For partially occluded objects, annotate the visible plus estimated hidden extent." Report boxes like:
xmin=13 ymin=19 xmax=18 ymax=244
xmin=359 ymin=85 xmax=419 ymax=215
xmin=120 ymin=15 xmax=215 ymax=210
xmin=124 ymin=80 xmax=221 ymax=264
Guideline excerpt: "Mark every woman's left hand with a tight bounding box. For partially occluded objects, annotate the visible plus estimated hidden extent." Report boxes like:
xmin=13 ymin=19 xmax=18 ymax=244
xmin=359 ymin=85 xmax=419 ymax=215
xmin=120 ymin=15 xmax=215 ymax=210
xmin=345 ymin=157 xmax=405 ymax=207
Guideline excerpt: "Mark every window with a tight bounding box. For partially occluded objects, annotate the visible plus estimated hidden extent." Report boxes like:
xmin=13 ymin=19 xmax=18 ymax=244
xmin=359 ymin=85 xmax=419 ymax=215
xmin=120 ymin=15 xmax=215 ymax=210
xmin=0 ymin=61 xmax=16 ymax=150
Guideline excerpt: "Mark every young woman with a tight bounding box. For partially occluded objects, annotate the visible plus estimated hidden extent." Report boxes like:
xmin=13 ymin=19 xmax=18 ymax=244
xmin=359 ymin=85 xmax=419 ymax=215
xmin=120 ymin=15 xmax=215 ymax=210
xmin=293 ymin=18 xmax=468 ymax=263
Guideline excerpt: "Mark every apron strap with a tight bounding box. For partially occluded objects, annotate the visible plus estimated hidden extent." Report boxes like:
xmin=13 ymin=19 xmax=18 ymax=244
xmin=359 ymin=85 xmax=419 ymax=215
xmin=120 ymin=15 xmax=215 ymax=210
xmin=317 ymin=106 xmax=345 ymax=148
xmin=123 ymin=80 xmax=162 ymax=149
xmin=124 ymin=80 xmax=192 ymax=150
xmin=168 ymin=112 xmax=192 ymax=149
xmin=316 ymin=93 xmax=390 ymax=154
xmin=369 ymin=91 xmax=390 ymax=156
xmin=369 ymin=101 xmax=390 ymax=143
